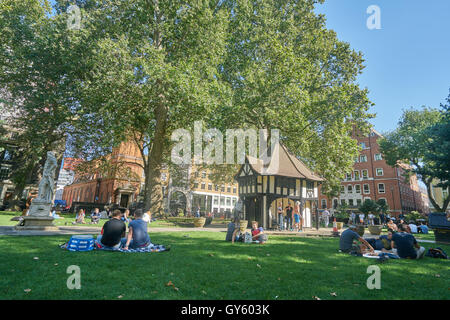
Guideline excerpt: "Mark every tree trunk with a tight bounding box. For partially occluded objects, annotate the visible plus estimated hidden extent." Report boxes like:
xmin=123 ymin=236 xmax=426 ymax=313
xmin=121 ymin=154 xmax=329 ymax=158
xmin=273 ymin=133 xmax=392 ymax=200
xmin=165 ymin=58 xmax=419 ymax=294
xmin=144 ymin=102 xmax=168 ymax=216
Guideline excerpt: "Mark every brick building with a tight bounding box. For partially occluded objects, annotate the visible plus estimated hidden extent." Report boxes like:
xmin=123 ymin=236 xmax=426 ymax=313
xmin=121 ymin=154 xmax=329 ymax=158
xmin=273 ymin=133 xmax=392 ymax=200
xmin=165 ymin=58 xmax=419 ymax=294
xmin=318 ymin=128 xmax=424 ymax=217
xmin=62 ymin=141 xmax=144 ymax=208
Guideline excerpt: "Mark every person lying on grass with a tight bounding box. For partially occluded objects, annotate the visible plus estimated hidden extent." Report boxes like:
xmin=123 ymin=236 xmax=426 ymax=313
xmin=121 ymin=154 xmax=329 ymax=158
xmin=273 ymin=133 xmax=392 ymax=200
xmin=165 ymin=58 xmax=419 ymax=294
xmin=122 ymin=209 xmax=151 ymax=250
xmin=339 ymin=225 xmax=374 ymax=254
xmin=391 ymin=224 xmax=425 ymax=259
xmin=96 ymin=209 xmax=126 ymax=249
xmin=364 ymin=232 xmax=393 ymax=252
xmin=251 ymin=221 xmax=268 ymax=244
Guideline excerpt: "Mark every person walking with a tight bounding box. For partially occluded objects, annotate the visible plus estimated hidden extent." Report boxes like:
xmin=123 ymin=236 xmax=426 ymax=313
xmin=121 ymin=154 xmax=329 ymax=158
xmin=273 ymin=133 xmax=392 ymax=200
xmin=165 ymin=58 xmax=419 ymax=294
xmin=277 ymin=203 xmax=284 ymax=231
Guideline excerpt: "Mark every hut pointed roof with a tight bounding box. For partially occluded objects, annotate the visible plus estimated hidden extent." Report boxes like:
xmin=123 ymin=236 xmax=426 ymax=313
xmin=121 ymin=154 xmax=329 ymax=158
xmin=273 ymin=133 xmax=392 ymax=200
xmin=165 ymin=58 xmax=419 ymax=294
xmin=246 ymin=142 xmax=324 ymax=182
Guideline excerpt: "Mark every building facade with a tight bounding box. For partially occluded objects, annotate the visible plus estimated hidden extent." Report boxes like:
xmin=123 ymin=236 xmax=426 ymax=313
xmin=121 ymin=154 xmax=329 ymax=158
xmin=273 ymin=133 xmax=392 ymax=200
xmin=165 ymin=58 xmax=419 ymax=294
xmin=62 ymin=141 xmax=144 ymax=209
xmin=319 ymin=128 xmax=424 ymax=217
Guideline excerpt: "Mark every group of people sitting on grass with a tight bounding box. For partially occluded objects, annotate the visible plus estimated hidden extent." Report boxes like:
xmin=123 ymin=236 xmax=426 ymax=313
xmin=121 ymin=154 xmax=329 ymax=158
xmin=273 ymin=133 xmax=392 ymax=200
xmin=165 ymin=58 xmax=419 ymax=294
xmin=225 ymin=218 xmax=268 ymax=244
xmin=94 ymin=208 xmax=165 ymax=250
xmin=339 ymin=223 xmax=426 ymax=259
xmin=386 ymin=218 xmax=428 ymax=234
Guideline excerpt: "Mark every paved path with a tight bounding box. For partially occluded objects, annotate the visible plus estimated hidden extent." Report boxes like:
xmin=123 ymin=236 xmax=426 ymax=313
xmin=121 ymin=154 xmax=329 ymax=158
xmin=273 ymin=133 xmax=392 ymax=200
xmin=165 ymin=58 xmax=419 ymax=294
xmin=0 ymin=225 xmax=339 ymax=237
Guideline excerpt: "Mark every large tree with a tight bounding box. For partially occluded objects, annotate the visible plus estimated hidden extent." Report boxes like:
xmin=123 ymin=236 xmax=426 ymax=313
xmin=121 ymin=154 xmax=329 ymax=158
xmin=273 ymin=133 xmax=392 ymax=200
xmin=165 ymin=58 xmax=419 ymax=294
xmin=379 ymin=106 xmax=448 ymax=212
xmin=65 ymin=0 xmax=373 ymax=214
xmin=0 ymin=0 xmax=80 ymax=204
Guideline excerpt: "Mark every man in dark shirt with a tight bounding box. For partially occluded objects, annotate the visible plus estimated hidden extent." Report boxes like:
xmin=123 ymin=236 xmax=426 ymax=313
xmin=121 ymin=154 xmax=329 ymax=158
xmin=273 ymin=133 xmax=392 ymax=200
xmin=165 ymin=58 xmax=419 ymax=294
xmin=96 ymin=209 xmax=126 ymax=249
xmin=391 ymin=224 xmax=425 ymax=259
xmin=285 ymin=204 xmax=294 ymax=231
xmin=339 ymin=225 xmax=374 ymax=253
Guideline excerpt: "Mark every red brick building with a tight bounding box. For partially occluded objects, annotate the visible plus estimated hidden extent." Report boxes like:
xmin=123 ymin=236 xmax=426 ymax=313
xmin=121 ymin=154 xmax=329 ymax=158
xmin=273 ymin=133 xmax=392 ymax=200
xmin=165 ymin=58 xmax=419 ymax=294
xmin=318 ymin=128 xmax=424 ymax=217
xmin=62 ymin=141 xmax=144 ymax=208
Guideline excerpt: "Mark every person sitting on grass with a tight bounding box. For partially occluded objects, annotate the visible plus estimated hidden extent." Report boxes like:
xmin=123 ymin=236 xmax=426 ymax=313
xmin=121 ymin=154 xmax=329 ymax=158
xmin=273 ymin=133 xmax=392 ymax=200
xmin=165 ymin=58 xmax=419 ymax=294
xmin=391 ymin=224 xmax=425 ymax=259
xmin=122 ymin=209 xmax=151 ymax=250
xmin=91 ymin=208 xmax=101 ymax=224
xmin=73 ymin=209 xmax=86 ymax=224
xmin=251 ymin=221 xmax=268 ymax=244
xmin=418 ymin=222 xmax=429 ymax=234
xmin=387 ymin=219 xmax=398 ymax=232
xmin=95 ymin=209 xmax=126 ymax=249
xmin=121 ymin=209 xmax=131 ymax=223
xmin=339 ymin=225 xmax=375 ymax=254
xmin=226 ymin=217 xmax=244 ymax=243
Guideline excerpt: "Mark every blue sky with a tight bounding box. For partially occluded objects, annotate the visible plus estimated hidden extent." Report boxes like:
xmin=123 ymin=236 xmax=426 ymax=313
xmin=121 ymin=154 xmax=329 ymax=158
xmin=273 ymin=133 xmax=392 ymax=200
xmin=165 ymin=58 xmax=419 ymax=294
xmin=315 ymin=0 xmax=450 ymax=133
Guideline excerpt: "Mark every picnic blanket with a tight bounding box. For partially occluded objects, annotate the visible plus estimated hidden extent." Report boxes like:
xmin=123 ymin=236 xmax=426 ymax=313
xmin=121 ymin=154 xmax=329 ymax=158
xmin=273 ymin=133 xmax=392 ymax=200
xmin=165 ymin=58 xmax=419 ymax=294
xmin=95 ymin=241 xmax=169 ymax=253
xmin=363 ymin=250 xmax=399 ymax=260
xmin=60 ymin=239 xmax=169 ymax=253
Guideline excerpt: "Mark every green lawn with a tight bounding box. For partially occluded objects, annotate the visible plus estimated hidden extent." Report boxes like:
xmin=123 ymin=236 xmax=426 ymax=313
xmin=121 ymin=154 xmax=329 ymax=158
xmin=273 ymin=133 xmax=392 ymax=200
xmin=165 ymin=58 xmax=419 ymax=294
xmin=0 ymin=231 xmax=448 ymax=300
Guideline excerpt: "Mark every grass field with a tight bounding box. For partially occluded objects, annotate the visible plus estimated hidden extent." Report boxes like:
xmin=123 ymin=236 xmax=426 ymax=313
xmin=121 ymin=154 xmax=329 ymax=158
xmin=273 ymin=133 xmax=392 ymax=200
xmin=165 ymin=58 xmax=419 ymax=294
xmin=0 ymin=231 xmax=448 ymax=300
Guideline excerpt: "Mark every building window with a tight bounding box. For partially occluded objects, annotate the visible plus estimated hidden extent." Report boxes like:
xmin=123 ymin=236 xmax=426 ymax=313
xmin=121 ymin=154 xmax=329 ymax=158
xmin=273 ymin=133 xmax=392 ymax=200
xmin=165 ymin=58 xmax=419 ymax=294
xmin=349 ymin=199 xmax=354 ymax=206
xmin=378 ymin=198 xmax=387 ymax=205
xmin=363 ymin=184 xmax=370 ymax=194
xmin=360 ymin=155 xmax=367 ymax=162
xmin=333 ymin=199 xmax=338 ymax=209
xmin=201 ymin=172 xmax=206 ymax=178
xmin=226 ymin=198 xmax=231 ymax=206
xmin=208 ymin=183 xmax=212 ymax=191
xmin=355 ymin=185 xmax=361 ymax=194
xmin=354 ymin=170 xmax=360 ymax=180
xmin=340 ymin=199 xmax=346 ymax=206
xmin=378 ymin=183 xmax=385 ymax=193
xmin=346 ymin=173 xmax=352 ymax=181
xmin=374 ymin=153 xmax=382 ymax=161
xmin=194 ymin=171 xmax=199 ymax=178
xmin=341 ymin=185 xmax=345 ymax=193
xmin=321 ymin=199 xmax=327 ymax=209
xmin=362 ymin=169 xmax=368 ymax=179
xmin=194 ymin=181 xmax=199 ymax=189
xmin=221 ymin=185 xmax=225 ymax=192
xmin=201 ymin=182 xmax=206 ymax=190
xmin=360 ymin=142 xmax=367 ymax=149
xmin=233 ymin=187 xmax=237 ymax=194
xmin=356 ymin=199 xmax=362 ymax=206
xmin=376 ymin=168 xmax=383 ymax=176
xmin=227 ymin=186 xmax=231 ymax=193
xmin=215 ymin=185 xmax=219 ymax=191
xmin=213 ymin=197 xmax=218 ymax=205
xmin=220 ymin=197 xmax=225 ymax=205
xmin=354 ymin=156 xmax=359 ymax=163
xmin=347 ymin=185 xmax=353 ymax=193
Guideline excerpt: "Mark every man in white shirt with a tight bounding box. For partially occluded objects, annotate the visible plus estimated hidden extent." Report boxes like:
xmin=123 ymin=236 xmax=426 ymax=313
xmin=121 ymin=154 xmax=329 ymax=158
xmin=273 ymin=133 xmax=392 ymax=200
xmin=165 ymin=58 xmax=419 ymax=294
xmin=142 ymin=210 xmax=151 ymax=223
xmin=358 ymin=213 xmax=365 ymax=224
xmin=408 ymin=223 xmax=418 ymax=233
xmin=367 ymin=213 xmax=375 ymax=225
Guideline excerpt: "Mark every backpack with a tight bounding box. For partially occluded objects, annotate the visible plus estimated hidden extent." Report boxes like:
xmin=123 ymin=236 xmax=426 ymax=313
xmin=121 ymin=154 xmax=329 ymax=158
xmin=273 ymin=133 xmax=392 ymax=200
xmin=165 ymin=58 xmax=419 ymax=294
xmin=425 ymin=247 xmax=448 ymax=259
xmin=244 ymin=232 xmax=252 ymax=243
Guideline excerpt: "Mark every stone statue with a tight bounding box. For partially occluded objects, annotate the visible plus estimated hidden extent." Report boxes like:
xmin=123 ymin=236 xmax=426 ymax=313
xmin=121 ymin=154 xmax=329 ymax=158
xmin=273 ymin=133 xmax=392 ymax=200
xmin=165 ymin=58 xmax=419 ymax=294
xmin=37 ymin=151 xmax=57 ymax=202
xmin=15 ymin=151 xmax=58 ymax=229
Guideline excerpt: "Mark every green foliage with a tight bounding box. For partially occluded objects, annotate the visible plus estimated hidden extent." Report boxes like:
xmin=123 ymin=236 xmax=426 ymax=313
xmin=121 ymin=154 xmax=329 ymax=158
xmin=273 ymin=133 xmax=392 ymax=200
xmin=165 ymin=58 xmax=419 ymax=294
xmin=358 ymin=199 xmax=380 ymax=215
xmin=335 ymin=203 xmax=349 ymax=219
xmin=405 ymin=211 xmax=426 ymax=223
xmin=379 ymin=106 xmax=448 ymax=212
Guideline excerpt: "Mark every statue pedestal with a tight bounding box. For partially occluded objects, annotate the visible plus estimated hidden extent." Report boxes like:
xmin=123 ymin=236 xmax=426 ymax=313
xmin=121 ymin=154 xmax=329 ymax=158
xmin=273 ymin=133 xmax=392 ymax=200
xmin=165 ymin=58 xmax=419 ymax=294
xmin=14 ymin=199 xmax=57 ymax=231
xmin=15 ymin=216 xmax=57 ymax=230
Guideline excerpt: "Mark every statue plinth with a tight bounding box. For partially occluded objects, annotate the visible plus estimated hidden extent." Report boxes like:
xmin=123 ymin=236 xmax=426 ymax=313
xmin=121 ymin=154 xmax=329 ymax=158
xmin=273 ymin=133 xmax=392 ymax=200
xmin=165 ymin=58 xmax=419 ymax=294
xmin=15 ymin=216 xmax=57 ymax=231
xmin=14 ymin=199 xmax=57 ymax=231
